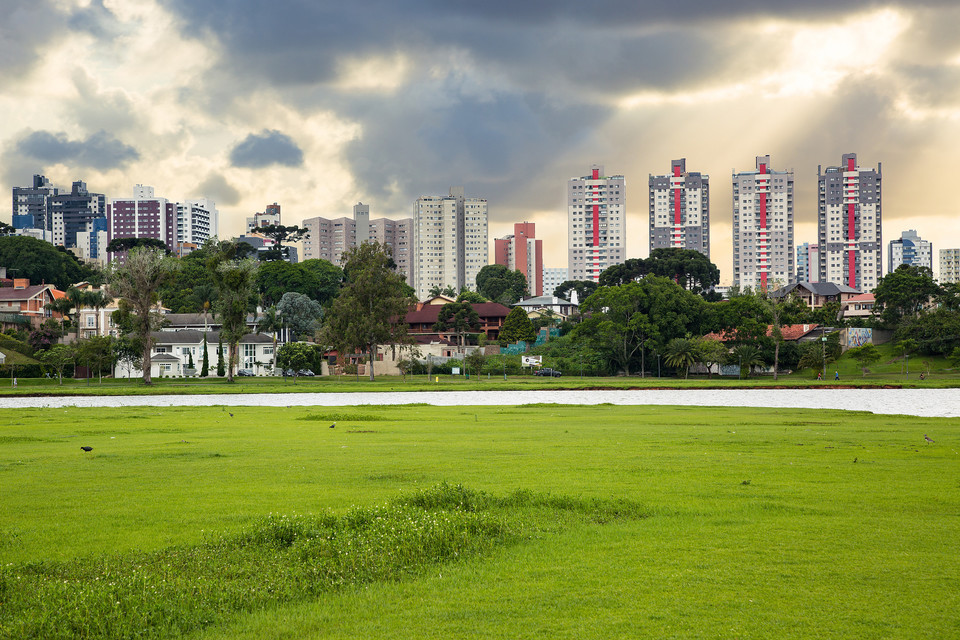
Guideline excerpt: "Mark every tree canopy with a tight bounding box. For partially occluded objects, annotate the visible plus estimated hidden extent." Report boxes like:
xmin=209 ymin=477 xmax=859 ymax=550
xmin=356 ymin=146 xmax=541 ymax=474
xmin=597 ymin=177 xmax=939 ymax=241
xmin=552 ymin=280 xmax=598 ymax=303
xmin=499 ymin=306 xmax=536 ymax=344
xmin=0 ymin=236 xmax=95 ymax=290
xmin=475 ymin=264 xmax=528 ymax=304
xmin=599 ymin=248 xmax=720 ymax=294
xmin=106 ymin=237 xmax=169 ymax=254
xmin=433 ymin=301 xmax=481 ymax=347
xmin=873 ymin=265 xmax=940 ymax=328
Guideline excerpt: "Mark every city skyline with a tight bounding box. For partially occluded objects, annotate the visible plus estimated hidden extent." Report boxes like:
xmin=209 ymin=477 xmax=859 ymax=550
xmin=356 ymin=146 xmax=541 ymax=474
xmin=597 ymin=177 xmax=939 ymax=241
xmin=2 ymin=1 xmax=959 ymax=284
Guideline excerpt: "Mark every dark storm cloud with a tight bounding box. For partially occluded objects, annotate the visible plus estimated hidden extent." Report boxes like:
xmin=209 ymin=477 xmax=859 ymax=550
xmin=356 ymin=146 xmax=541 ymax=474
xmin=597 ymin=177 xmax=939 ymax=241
xmin=0 ymin=1 xmax=66 ymax=80
xmin=229 ymin=130 xmax=304 ymax=168
xmin=15 ymin=130 xmax=140 ymax=171
xmin=196 ymin=173 xmax=242 ymax=206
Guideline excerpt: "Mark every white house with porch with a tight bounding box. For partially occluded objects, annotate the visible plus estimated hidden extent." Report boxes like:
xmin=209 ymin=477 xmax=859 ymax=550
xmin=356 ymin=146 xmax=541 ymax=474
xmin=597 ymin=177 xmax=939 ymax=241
xmin=114 ymin=330 xmax=277 ymax=378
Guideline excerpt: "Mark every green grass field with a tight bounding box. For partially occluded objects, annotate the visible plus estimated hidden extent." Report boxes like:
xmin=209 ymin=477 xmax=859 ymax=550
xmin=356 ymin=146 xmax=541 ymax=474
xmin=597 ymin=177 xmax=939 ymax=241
xmin=2 ymin=404 xmax=958 ymax=638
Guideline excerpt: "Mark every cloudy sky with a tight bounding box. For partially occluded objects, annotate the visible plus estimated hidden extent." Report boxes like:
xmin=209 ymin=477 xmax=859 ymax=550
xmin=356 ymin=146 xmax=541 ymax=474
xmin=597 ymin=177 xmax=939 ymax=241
xmin=3 ymin=0 xmax=960 ymax=284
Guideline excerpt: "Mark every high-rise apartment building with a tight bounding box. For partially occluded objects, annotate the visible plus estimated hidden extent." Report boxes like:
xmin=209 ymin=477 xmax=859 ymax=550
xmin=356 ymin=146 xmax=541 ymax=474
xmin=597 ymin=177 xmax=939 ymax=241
xmin=817 ymin=153 xmax=881 ymax=290
xmin=796 ymin=242 xmax=820 ymax=283
xmin=939 ymin=248 xmax=960 ymax=284
xmin=888 ymin=229 xmax=932 ymax=273
xmin=542 ymin=267 xmax=569 ymax=299
xmin=107 ymin=185 xmax=176 ymax=252
xmin=12 ymin=174 xmax=59 ymax=233
xmin=648 ymin=158 xmax=709 ymax=258
xmin=732 ymin=155 xmax=794 ymax=290
xmin=413 ymin=186 xmax=488 ymax=300
xmin=50 ymin=181 xmax=107 ymax=250
xmin=494 ymin=222 xmax=543 ymax=296
xmin=302 ymin=205 xmax=413 ymax=283
xmin=246 ymin=203 xmax=281 ymax=232
xmin=176 ymin=198 xmax=219 ymax=247
xmin=567 ymin=164 xmax=625 ymax=283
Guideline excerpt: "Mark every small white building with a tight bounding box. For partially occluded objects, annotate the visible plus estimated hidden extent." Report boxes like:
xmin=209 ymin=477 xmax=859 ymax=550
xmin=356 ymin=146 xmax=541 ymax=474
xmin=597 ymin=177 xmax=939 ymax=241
xmin=114 ymin=330 xmax=277 ymax=378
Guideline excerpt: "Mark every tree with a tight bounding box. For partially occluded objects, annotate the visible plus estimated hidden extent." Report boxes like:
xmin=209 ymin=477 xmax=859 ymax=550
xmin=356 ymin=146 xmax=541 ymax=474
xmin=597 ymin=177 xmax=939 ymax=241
xmin=76 ymin=336 xmax=115 ymax=383
xmin=428 ymin=284 xmax=457 ymax=298
xmin=948 ymin=346 xmax=960 ymax=369
xmin=893 ymin=308 xmax=960 ymax=356
xmin=28 ymin=320 xmax=63 ymax=351
xmin=0 ymin=236 xmax=94 ymax=290
xmin=256 ymin=260 xmax=321 ymax=307
xmin=276 ymin=342 xmax=313 ymax=379
xmin=872 ymin=265 xmax=940 ymax=328
xmin=663 ymin=336 xmax=699 ymax=379
xmin=256 ymin=224 xmax=306 ymax=261
xmin=276 ymin=292 xmax=323 ymax=340
xmin=113 ymin=335 xmax=142 ymax=378
xmin=39 ymin=344 xmax=75 ymax=384
xmin=729 ymin=344 xmax=764 ymax=378
xmin=66 ymin=286 xmax=90 ymax=340
xmin=200 ymin=333 xmax=210 ymax=377
xmin=498 ymin=306 xmax=536 ymax=344
xmin=216 ymin=336 xmax=225 ymax=376
xmin=599 ymin=249 xmax=720 ymax=294
xmin=892 ymin=339 xmax=918 ymax=375
xmin=847 ymin=343 xmax=881 ymax=377
xmin=257 ymin=306 xmax=284 ymax=371
xmin=45 ymin=296 xmax=74 ymax=335
xmin=762 ymin=287 xmax=806 ymax=380
xmin=698 ymin=338 xmax=728 ymax=378
xmin=433 ymin=301 xmax=481 ymax=349
xmin=456 ymin=289 xmax=487 ymax=303
xmin=106 ymin=237 xmax=169 ymax=254
xmin=553 ymin=280 xmax=598 ymax=304
xmin=108 ymin=247 xmax=179 ymax=384
xmin=298 ymin=259 xmax=343 ymax=305
xmin=212 ymin=258 xmax=259 ymax=382
xmin=475 ymin=264 xmax=528 ymax=304
xmin=319 ymin=242 xmax=415 ymax=381
xmin=86 ymin=289 xmax=113 ymax=338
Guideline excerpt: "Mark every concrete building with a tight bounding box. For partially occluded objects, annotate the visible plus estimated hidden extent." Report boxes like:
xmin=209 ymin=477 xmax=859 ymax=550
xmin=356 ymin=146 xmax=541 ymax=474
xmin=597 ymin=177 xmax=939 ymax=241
xmin=413 ymin=187 xmax=488 ymax=299
xmin=797 ymin=242 xmax=820 ymax=283
xmin=50 ymin=181 xmax=107 ymax=252
xmin=369 ymin=216 xmax=412 ymax=285
xmin=568 ymin=164 xmax=625 ymax=283
xmin=107 ymin=185 xmax=176 ymax=252
xmin=494 ymin=222 xmax=543 ymax=296
xmin=817 ymin=153 xmax=882 ymax=290
xmin=940 ymin=248 xmax=960 ymax=284
xmin=732 ymin=155 xmax=794 ymax=290
xmin=888 ymin=229 xmax=932 ymax=273
xmin=176 ymin=198 xmax=219 ymax=247
xmin=648 ymin=158 xmax=709 ymax=258
xmin=542 ymin=267 xmax=569 ymax=298
xmin=246 ymin=202 xmax=281 ymax=232
xmin=12 ymin=174 xmax=60 ymax=232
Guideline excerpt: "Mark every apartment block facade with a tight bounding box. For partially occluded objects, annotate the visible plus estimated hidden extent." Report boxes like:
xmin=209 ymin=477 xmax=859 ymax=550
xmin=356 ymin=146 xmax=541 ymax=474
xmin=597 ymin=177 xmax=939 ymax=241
xmin=494 ymin=222 xmax=543 ymax=296
xmin=107 ymin=185 xmax=177 ymax=252
xmin=732 ymin=155 xmax=794 ymax=290
xmin=940 ymin=248 xmax=960 ymax=284
xmin=648 ymin=158 xmax=710 ymax=258
xmin=796 ymin=242 xmax=820 ymax=283
xmin=817 ymin=153 xmax=881 ymax=290
xmin=413 ymin=187 xmax=488 ymax=299
xmin=888 ymin=229 xmax=932 ymax=273
xmin=567 ymin=164 xmax=625 ymax=283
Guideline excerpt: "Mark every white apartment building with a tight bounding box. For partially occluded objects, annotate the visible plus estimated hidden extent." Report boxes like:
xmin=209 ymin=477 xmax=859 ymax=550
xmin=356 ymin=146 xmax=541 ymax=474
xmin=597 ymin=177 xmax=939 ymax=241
xmin=176 ymin=198 xmax=219 ymax=247
xmin=649 ymin=158 xmax=709 ymax=258
xmin=818 ymin=153 xmax=882 ymax=290
xmin=542 ymin=267 xmax=569 ymax=298
xmin=888 ymin=229 xmax=932 ymax=273
xmin=567 ymin=164 xmax=625 ymax=283
xmin=732 ymin=155 xmax=794 ymax=290
xmin=939 ymin=248 xmax=960 ymax=284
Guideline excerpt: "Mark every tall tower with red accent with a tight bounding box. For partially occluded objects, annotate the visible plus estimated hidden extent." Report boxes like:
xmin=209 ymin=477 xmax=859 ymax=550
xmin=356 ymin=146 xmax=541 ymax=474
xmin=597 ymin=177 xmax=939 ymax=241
xmin=732 ymin=155 xmax=794 ymax=290
xmin=648 ymin=158 xmax=710 ymax=258
xmin=818 ymin=153 xmax=881 ymax=291
xmin=567 ymin=164 xmax=626 ymax=283
xmin=494 ymin=222 xmax=543 ymax=296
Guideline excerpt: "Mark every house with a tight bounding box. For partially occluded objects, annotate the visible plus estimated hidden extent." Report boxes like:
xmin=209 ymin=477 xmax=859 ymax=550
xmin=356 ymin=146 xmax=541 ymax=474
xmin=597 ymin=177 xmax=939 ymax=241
xmin=114 ymin=330 xmax=277 ymax=378
xmin=0 ymin=279 xmax=61 ymax=330
xmin=771 ymin=281 xmax=860 ymax=309
xmin=404 ymin=296 xmax=511 ymax=344
xmin=838 ymin=293 xmax=875 ymax=321
xmin=513 ymin=295 xmax=577 ymax=319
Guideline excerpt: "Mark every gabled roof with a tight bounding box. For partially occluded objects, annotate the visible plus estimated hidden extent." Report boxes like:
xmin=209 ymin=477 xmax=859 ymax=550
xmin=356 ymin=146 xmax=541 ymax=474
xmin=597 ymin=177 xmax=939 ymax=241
xmin=0 ymin=284 xmax=55 ymax=301
xmin=773 ymin=281 xmax=860 ymax=298
xmin=704 ymin=323 xmax=820 ymax=342
xmin=406 ymin=302 xmax=511 ymax=324
xmin=843 ymin=293 xmax=875 ymax=304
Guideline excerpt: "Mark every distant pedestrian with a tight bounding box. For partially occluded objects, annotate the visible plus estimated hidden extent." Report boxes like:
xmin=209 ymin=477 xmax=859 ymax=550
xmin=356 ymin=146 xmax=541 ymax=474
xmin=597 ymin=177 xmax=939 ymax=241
xmin=919 ymin=372 xmax=926 ymax=380
xmin=817 ymin=372 xmax=822 ymax=380
xmin=834 ymin=370 xmax=840 ymax=381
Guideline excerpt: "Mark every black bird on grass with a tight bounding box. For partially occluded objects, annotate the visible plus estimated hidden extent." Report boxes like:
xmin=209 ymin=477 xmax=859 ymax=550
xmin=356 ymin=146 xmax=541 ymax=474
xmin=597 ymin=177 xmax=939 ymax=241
xmin=924 ymin=434 xmax=935 ymax=443
xmin=330 ymin=422 xmax=336 ymax=429
xmin=80 ymin=446 xmax=93 ymax=452
xmin=229 ymin=412 xmax=234 ymax=417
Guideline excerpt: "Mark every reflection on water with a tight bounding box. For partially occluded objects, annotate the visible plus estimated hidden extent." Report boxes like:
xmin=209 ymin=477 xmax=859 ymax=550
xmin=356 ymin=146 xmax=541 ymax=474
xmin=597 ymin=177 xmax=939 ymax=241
xmin=1 ymin=389 xmax=957 ymax=418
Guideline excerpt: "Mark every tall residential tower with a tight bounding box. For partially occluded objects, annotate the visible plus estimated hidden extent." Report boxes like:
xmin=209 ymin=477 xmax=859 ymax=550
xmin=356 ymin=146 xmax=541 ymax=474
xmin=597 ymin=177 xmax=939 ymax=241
xmin=732 ymin=155 xmax=794 ymax=290
xmin=649 ymin=158 xmax=710 ymax=258
xmin=567 ymin=164 xmax=625 ymax=283
xmin=413 ymin=187 xmax=488 ymax=299
xmin=494 ymin=222 xmax=543 ymax=296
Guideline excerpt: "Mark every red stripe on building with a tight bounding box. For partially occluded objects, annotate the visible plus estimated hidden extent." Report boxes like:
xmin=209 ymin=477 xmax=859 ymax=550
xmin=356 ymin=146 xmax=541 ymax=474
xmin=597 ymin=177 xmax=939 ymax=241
xmin=673 ymin=163 xmax=682 ymax=244
xmin=847 ymin=156 xmax=856 ymax=289
xmin=759 ymin=163 xmax=768 ymax=291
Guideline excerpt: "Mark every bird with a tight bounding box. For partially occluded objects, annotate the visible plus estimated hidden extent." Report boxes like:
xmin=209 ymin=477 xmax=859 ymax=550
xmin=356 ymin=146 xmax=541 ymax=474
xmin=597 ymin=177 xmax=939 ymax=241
xmin=924 ymin=435 xmax=935 ymax=443
xmin=229 ymin=412 xmax=234 ymax=417
xmin=329 ymin=422 xmax=336 ymax=429
xmin=80 ymin=446 xmax=93 ymax=452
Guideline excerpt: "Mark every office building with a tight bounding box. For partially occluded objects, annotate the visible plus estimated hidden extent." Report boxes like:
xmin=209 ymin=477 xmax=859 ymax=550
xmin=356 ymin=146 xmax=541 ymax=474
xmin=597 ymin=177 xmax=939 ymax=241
xmin=567 ymin=164 xmax=625 ymax=283
xmin=49 ymin=180 xmax=107 ymax=251
xmin=12 ymin=174 xmax=60 ymax=232
xmin=817 ymin=153 xmax=882 ymax=290
xmin=649 ymin=158 xmax=709 ymax=258
xmin=494 ymin=222 xmax=543 ymax=296
xmin=888 ymin=229 xmax=932 ymax=273
xmin=732 ymin=155 xmax=794 ymax=290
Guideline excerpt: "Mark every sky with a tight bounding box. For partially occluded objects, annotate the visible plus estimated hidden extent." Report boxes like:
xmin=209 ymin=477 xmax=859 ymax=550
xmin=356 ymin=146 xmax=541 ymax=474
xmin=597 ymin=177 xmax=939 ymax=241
xmin=2 ymin=0 xmax=960 ymax=285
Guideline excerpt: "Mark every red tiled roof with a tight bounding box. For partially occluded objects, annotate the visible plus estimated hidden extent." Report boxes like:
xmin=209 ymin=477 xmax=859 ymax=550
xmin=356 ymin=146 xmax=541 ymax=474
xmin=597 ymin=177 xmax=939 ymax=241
xmin=0 ymin=284 xmax=53 ymax=301
xmin=405 ymin=302 xmax=511 ymax=324
xmin=704 ymin=323 xmax=819 ymax=342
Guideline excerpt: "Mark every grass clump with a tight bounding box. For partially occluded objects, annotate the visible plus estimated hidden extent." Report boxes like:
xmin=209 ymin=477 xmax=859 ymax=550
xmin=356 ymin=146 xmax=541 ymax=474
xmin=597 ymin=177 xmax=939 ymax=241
xmin=0 ymin=484 xmax=640 ymax=640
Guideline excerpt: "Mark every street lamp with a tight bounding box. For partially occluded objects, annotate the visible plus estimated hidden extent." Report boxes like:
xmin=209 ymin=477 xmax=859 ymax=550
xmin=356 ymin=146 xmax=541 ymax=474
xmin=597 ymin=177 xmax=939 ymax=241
xmin=821 ymin=326 xmax=827 ymax=381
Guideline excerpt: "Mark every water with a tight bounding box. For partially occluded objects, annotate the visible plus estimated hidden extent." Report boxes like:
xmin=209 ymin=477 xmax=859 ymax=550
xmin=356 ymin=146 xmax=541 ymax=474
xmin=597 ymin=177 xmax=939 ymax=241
xmin=1 ymin=389 xmax=958 ymax=418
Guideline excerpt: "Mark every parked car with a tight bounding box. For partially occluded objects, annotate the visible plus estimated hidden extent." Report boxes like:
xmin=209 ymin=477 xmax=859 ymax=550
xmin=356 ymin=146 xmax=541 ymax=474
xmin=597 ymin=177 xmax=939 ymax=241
xmin=236 ymin=369 xmax=255 ymax=377
xmin=297 ymin=369 xmax=315 ymax=377
xmin=534 ymin=367 xmax=562 ymax=377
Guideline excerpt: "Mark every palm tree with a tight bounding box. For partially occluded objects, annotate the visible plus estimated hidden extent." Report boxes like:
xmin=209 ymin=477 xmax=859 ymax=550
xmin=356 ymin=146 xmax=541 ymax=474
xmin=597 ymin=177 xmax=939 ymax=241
xmin=730 ymin=344 xmax=764 ymax=378
xmin=86 ymin=288 xmax=114 ymax=338
xmin=45 ymin=297 xmax=74 ymax=336
xmin=663 ymin=337 xmax=699 ymax=379
xmin=257 ymin=305 xmax=284 ymax=372
xmin=65 ymin=287 xmax=93 ymax=341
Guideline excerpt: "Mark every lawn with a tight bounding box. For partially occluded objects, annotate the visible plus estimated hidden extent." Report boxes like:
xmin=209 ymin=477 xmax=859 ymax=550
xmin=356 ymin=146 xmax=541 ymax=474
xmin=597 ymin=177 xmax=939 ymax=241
xmin=1 ymin=403 xmax=958 ymax=638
